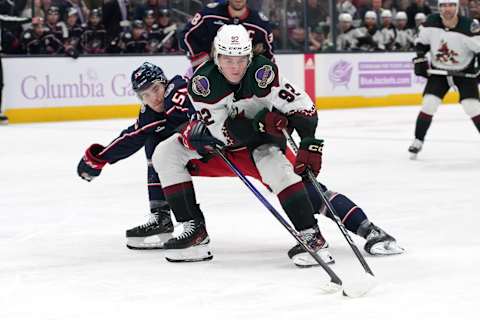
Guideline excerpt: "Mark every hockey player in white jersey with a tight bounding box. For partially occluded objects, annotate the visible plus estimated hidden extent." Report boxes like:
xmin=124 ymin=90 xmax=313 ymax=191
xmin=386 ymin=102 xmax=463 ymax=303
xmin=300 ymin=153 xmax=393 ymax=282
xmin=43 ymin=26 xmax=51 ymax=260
xmin=380 ymin=10 xmax=397 ymax=51
xmin=152 ymin=24 xmax=403 ymax=265
xmin=394 ymin=11 xmax=415 ymax=51
xmin=337 ymin=13 xmax=362 ymax=51
xmin=410 ymin=0 xmax=480 ymax=158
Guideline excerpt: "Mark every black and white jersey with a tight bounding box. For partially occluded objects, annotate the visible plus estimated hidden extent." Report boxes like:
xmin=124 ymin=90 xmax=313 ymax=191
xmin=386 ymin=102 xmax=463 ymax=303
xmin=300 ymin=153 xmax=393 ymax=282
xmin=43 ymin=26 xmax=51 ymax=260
xmin=337 ymin=26 xmax=362 ymax=51
xmin=416 ymin=13 xmax=480 ymax=71
xmin=394 ymin=28 xmax=414 ymax=51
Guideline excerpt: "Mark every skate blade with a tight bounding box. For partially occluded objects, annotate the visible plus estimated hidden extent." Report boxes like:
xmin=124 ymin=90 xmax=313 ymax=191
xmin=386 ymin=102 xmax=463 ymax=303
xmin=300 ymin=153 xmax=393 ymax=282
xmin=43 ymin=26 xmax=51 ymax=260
xmin=126 ymin=233 xmax=173 ymax=250
xmin=164 ymin=243 xmax=213 ymax=262
xmin=292 ymin=251 xmax=335 ymax=268
xmin=368 ymin=241 xmax=405 ymax=256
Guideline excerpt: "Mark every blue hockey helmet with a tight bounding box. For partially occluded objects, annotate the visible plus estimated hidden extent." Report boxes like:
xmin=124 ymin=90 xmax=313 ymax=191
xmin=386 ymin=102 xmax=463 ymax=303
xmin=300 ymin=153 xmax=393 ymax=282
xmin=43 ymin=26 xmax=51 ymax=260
xmin=131 ymin=62 xmax=168 ymax=92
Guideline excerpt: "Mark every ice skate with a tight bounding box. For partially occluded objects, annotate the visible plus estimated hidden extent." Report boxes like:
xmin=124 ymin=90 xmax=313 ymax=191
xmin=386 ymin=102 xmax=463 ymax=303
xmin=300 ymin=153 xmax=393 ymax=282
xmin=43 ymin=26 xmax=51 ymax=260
xmin=408 ymin=139 xmax=423 ymax=160
xmin=357 ymin=221 xmax=404 ymax=256
xmin=0 ymin=113 xmax=8 ymax=125
xmin=288 ymin=225 xmax=334 ymax=267
xmin=164 ymin=219 xmax=213 ymax=262
xmin=126 ymin=209 xmax=173 ymax=249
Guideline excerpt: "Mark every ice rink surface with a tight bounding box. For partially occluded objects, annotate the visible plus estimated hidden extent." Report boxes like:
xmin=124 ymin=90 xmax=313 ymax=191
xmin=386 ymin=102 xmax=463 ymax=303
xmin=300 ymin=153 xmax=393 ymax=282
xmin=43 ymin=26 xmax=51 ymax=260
xmin=1 ymin=105 xmax=479 ymax=320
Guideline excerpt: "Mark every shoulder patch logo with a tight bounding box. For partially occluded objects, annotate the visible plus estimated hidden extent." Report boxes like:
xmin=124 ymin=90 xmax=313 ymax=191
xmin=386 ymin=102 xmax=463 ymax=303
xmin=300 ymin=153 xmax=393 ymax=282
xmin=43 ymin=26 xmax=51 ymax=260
xmin=258 ymin=12 xmax=269 ymax=22
xmin=207 ymin=2 xmax=219 ymax=8
xmin=164 ymin=83 xmax=174 ymax=97
xmin=255 ymin=65 xmax=275 ymax=89
xmin=471 ymin=19 xmax=480 ymax=33
xmin=192 ymin=75 xmax=211 ymax=97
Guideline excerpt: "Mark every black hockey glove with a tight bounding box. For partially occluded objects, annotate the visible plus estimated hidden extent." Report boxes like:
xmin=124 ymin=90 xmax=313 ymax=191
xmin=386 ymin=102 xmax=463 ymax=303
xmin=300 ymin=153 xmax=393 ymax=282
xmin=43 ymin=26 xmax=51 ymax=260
xmin=413 ymin=56 xmax=429 ymax=78
xmin=180 ymin=120 xmax=225 ymax=155
xmin=77 ymin=144 xmax=107 ymax=182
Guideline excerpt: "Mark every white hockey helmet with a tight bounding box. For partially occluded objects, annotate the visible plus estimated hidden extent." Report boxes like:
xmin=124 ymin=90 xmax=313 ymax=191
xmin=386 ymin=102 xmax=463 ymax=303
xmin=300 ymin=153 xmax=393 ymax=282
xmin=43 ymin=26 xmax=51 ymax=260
xmin=213 ymin=24 xmax=252 ymax=66
xmin=438 ymin=0 xmax=459 ymax=6
xmin=395 ymin=11 xmax=408 ymax=21
xmin=415 ymin=12 xmax=427 ymax=23
xmin=381 ymin=10 xmax=392 ymax=19
xmin=364 ymin=11 xmax=377 ymax=21
xmin=339 ymin=13 xmax=353 ymax=23
xmin=438 ymin=0 xmax=459 ymax=18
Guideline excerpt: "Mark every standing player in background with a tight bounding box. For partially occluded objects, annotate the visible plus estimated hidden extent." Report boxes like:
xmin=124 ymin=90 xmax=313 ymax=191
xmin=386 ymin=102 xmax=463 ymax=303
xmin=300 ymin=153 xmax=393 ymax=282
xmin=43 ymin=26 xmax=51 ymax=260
xmin=77 ymin=62 xmax=192 ymax=249
xmin=410 ymin=0 xmax=480 ymax=158
xmin=180 ymin=0 xmax=273 ymax=70
xmin=153 ymin=25 xmax=403 ymax=265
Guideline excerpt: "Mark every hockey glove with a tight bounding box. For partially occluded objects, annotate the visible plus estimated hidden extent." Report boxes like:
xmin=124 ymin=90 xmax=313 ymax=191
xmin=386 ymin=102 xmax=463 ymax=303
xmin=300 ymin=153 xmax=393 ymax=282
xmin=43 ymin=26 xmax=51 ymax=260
xmin=413 ymin=56 xmax=429 ymax=78
xmin=253 ymin=108 xmax=288 ymax=138
xmin=294 ymin=138 xmax=324 ymax=177
xmin=180 ymin=120 xmax=224 ymax=155
xmin=77 ymin=144 xmax=107 ymax=182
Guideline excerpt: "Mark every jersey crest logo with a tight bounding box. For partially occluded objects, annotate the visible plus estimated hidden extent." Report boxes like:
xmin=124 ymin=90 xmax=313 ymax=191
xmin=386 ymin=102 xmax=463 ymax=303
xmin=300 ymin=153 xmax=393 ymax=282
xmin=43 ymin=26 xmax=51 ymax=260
xmin=255 ymin=65 xmax=275 ymax=88
xmin=435 ymin=40 xmax=459 ymax=64
xmin=192 ymin=75 xmax=211 ymax=97
xmin=164 ymin=83 xmax=174 ymax=97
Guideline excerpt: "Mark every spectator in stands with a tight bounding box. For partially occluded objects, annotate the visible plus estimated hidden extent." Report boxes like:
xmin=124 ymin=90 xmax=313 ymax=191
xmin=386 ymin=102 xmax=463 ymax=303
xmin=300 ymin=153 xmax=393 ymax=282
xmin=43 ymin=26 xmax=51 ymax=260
xmin=406 ymin=0 xmax=431 ymax=29
xmin=337 ymin=0 xmax=357 ymax=19
xmin=102 ymin=0 xmax=132 ymax=41
xmin=121 ymin=19 xmax=148 ymax=53
xmin=458 ymin=0 xmax=471 ymax=17
xmin=470 ymin=0 xmax=480 ymax=20
xmin=62 ymin=1 xmax=90 ymax=26
xmin=354 ymin=0 xmax=372 ymax=25
xmin=82 ymin=8 xmax=107 ymax=54
xmin=305 ymin=0 xmax=328 ymax=31
xmin=64 ymin=7 xmax=84 ymax=57
xmin=0 ymin=0 xmax=27 ymax=15
xmin=133 ymin=0 xmax=166 ymax=20
xmin=270 ymin=21 xmax=282 ymax=50
xmin=156 ymin=9 xmax=178 ymax=53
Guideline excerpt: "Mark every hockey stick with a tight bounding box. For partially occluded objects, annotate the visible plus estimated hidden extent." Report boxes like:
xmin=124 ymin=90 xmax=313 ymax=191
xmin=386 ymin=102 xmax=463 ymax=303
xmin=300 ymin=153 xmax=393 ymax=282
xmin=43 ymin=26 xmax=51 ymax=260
xmin=213 ymin=146 xmax=344 ymax=295
xmin=427 ymin=69 xmax=480 ymax=78
xmin=282 ymin=129 xmax=375 ymax=277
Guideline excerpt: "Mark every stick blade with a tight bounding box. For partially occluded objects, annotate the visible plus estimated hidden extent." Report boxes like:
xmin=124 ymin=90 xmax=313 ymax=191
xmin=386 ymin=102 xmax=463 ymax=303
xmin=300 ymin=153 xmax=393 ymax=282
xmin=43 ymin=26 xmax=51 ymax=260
xmin=342 ymin=273 xmax=377 ymax=298
xmin=318 ymin=281 xmax=343 ymax=294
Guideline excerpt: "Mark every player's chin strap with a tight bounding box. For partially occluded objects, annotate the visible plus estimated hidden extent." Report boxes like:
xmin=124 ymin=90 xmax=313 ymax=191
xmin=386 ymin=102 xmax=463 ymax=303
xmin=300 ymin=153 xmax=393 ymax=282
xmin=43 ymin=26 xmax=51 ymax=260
xmin=212 ymin=145 xmax=346 ymax=295
xmin=282 ymin=129 xmax=375 ymax=278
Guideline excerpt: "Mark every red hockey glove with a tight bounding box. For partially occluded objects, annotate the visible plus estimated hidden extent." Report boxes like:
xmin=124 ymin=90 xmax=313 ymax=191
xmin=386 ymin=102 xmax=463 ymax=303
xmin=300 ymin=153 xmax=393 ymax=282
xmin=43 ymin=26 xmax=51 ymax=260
xmin=253 ymin=108 xmax=288 ymax=137
xmin=294 ymin=138 xmax=324 ymax=177
xmin=77 ymin=144 xmax=107 ymax=182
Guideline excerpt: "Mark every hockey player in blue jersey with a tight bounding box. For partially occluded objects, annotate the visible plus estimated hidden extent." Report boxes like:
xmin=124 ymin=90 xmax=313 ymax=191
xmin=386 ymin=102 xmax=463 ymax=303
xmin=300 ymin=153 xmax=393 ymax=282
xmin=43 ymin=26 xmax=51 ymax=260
xmin=77 ymin=62 xmax=192 ymax=249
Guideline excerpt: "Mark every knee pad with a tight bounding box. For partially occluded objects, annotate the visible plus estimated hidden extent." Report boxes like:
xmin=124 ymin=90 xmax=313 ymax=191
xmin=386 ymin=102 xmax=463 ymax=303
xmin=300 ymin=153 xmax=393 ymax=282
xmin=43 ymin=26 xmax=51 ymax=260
xmin=421 ymin=94 xmax=442 ymax=116
xmin=152 ymin=134 xmax=200 ymax=187
xmin=253 ymin=144 xmax=301 ymax=194
xmin=460 ymin=98 xmax=480 ymax=118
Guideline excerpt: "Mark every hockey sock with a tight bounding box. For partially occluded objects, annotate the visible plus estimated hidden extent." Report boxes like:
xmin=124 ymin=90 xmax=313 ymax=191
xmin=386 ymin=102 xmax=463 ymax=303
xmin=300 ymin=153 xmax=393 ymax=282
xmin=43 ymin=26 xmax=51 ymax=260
xmin=326 ymin=193 xmax=368 ymax=234
xmin=472 ymin=114 xmax=480 ymax=133
xmin=277 ymin=182 xmax=317 ymax=231
xmin=162 ymin=181 xmax=204 ymax=222
xmin=415 ymin=111 xmax=433 ymax=141
xmin=147 ymin=162 xmax=169 ymax=212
